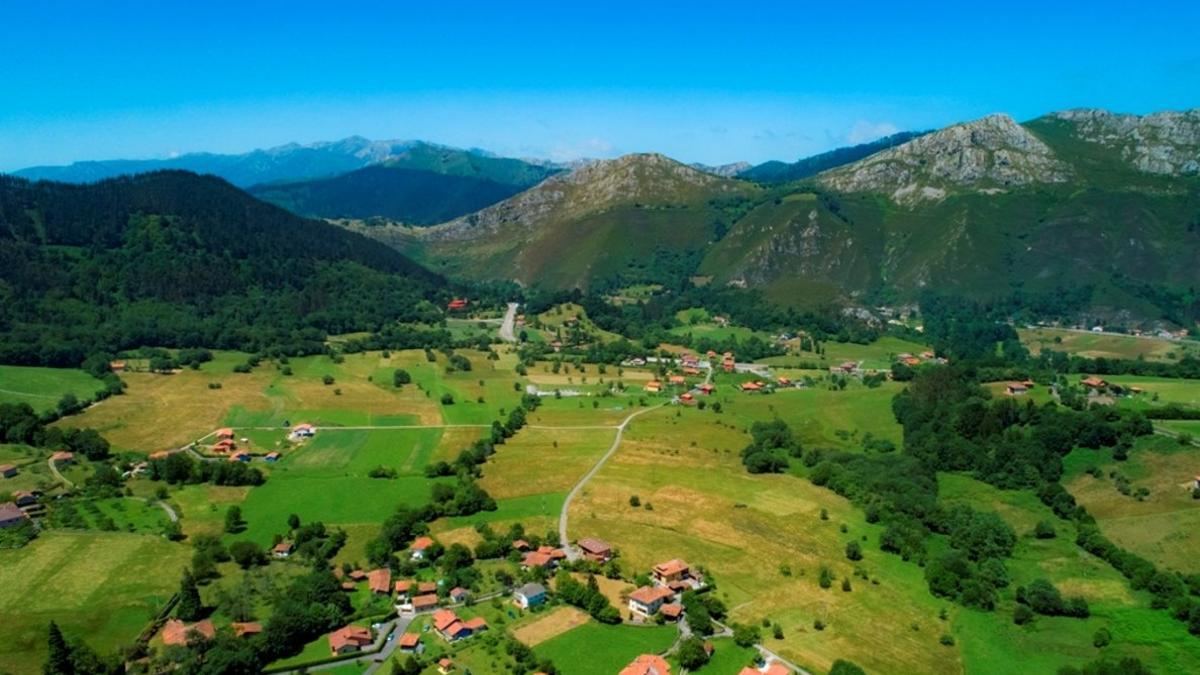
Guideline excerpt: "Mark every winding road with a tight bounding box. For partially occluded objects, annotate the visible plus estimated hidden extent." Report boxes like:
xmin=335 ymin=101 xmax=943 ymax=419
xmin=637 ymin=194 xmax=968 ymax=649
xmin=559 ymin=402 xmax=666 ymax=559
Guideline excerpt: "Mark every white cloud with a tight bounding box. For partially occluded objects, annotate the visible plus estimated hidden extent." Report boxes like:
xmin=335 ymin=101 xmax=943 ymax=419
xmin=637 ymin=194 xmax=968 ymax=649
xmin=846 ymin=120 xmax=900 ymax=145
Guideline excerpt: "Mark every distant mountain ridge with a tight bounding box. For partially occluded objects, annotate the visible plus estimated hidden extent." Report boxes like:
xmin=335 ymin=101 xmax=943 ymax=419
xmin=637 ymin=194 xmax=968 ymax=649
xmin=738 ymin=131 xmax=929 ymax=183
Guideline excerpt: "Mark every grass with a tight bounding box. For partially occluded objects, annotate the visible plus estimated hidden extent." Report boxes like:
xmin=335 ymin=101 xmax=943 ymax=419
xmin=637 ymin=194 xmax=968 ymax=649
xmin=690 ymin=638 xmax=759 ymax=674
xmin=0 ymin=531 xmax=188 ymax=674
xmin=758 ymin=336 xmax=930 ymax=372
xmin=532 ymin=620 xmax=677 ymax=675
xmin=1019 ymin=328 xmax=1199 ymax=362
xmin=1062 ymin=435 xmax=1200 ymax=574
xmin=479 ymin=427 xmax=617 ymax=500
xmin=0 ymin=365 xmax=105 ymax=414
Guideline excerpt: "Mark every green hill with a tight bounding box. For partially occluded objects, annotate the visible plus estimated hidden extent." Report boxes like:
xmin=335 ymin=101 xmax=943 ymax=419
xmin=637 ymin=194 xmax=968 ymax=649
xmin=0 ymin=171 xmax=447 ymax=365
xmin=739 ymin=131 xmax=928 ymax=183
xmin=249 ymin=143 xmax=560 ymax=224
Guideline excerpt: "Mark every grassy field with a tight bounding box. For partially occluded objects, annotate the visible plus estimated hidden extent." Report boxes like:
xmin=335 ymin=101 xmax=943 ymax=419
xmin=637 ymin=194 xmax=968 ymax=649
xmin=758 ymin=336 xmax=930 ymax=372
xmin=1020 ymin=328 xmax=1199 ymax=362
xmin=1099 ymin=374 xmax=1200 ymax=409
xmin=1063 ymin=435 xmax=1200 ymax=574
xmin=0 ymin=531 xmax=187 ymax=674
xmin=532 ymin=620 xmax=676 ymax=675
xmin=0 ymin=365 xmax=105 ymax=413
xmin=511 ymin=606 xmax=591 ymax=646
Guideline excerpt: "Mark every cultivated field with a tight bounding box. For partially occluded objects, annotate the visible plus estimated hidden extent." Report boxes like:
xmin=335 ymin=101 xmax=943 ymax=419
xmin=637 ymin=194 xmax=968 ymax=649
xmin=0 ymin=531 xmax=187 ymax=674
xmin=532 ymin=621 xmax=676 ymax=675
xmin=1020 ymin=327 xmax=1199 ymax=362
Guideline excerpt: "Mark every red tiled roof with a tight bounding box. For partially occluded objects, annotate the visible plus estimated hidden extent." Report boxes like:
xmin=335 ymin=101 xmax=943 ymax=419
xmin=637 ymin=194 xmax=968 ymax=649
xmin=412 ymin=593 xmax=439 ymax=609
xmin=272 ymin=541 xmax=292 ymax=554
xmin=395 ymin=580 xmax=413 ymax=593
xmin=577 ymin=538 xmax=611 ymax=554
xmin=399 ymin=632 xmax=420 ymax=648
xmin=418 ymin=581 xmax=437 ymax=594
xmin=620 ymin=654 xmax=670 ymax=675
xmin=232 ymin=622 xmax=262 ymax=638
xmin=764 ymin=663 xmax=790 ymax=675
xmin=50 ymin=451 xmax=74 ymax=462
xmin=328 ymin=625 xmax=372 ymax=652
xmin=368 ymin=568 xmax=392 ymax=594
xmin=629 ymin=586 xmax=674 ymax=605
xmin=411 ymin=536 xmax=434 ymax=551
xmin=463 ymin=617 xmax=487 ymax=631
xmin=512 ymin=539 xmax=530 ymax=550
xmin=523 ymin=551 xmax=553 ymax=568
xmin=660 ymin=603 xmax=683 ymax=618
xmin=162 ymin=619 xmax=215 ymax=647
xmin=433 ymin=609 xmax=459 ymax=632
xmin=654 ymin=559 xmax=689 ymax=577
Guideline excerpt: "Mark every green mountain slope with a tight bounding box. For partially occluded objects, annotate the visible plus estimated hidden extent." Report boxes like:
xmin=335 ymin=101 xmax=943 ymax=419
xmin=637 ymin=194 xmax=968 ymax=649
xmin=0 ymin=171 xmax=446 ymax=364
xmin=399 ymin=154 xmax=761 ymax=288
xmin=739 ymin=131 xmax=928 ymax=183
xmin=249 ymin=144 xmax=560 ymax=224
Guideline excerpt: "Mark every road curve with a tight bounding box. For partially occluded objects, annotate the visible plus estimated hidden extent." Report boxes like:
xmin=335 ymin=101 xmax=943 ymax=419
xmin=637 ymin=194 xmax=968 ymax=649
xmin=559 ymin=402 xmax=666 ymax=558
xmin=499 ymin=302 xmax=520 ymax=343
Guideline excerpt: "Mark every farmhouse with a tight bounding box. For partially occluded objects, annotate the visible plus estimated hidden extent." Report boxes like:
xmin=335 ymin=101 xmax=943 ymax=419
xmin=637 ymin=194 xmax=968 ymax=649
xmin=628 ymin=586 xmax=675 ymax=618
xmin=512 ymin=538 xmax=531 ymax=551
xmin=411 ymin=594 xmax=439 ymax=612
xmin=901 ymin=356 xmax=922 ymax=366
xmin=0 ymin=464 xmax=16 ymax=478
xmin=620 ymin=654 xmax=671 ymax=675
xmin=447 ymin=298 xmax=468 ymax=310
xmin=264 ymin=451 xmax=281 ymax=462
xmin=11 ymin=491 xmax=38 ymax=508
xmin=0 ymin=502 xmax=29 ymax=529
xmin=161 ymin=619 xmax=215 ymax=647
xmin=669 ymin=375 xmax=686 ymax=386
xmin=50 ymin=451 xmax=74 ymax=464
xmin=514 ymin=582 xmax=547 ymax=609
xmin=328 ymin=625 xmax=373 ymax=655
xmin=418 ymin=581 xmax=438 ymax=594
xmin=644 ymin=381 xmax=662 ymax=393
xmin=291 ymin=423 xmax=316 ymax=438
xmin=740 ymin=381 xmax=763 ymax=392
xmin=449 ymin=586 xmax=469 ymax=603
xmin=523 ymin=546 xmax=566 ymax=570
xmin=1005 ymin=382 xmax=1028 ymax=396
xmin=679 ymin=393 xmax=695 ymax=404
xmin=1081 ymin=376 xmax=1108 ymax=389
xmin=228 ymin=451 xmax=250 ymax=463
xmin=216 ymin=428 xmax=235 ymax=440
xmin=394 ymin=580 xmax=413 ymax=599
xmin=399 ymin=632 xmax=423 ymax=653
xmin=699 ymin=383 xmax=715 ymax=395
xmin=410 ymin=536 xmax=436 ymax=560
xmin=652 ymin=558 xmax=701 ymax=589
xmin=212 ymin=439 xmax=237 ymax=453
xmin=578 ymin=537 xmax=613 ymax=562
xmin=272 ymin=541 xmax=293 ymax=558
xmin=368 ymin=568 xmax=392 ymax=594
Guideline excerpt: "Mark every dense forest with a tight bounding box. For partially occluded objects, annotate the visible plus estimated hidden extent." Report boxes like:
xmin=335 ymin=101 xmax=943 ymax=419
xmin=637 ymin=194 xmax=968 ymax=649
xmin=0 ymin=172 xmax=453 ymax=365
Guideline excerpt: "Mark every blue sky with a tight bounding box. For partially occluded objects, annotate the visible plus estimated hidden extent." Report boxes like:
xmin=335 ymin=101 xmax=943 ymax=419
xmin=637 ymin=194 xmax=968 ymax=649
xmin=2 ymin=1 xmax=1198 ymax=170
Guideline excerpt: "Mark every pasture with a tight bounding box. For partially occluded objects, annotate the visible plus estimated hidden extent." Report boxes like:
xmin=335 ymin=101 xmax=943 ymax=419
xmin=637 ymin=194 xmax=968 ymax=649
xmin=1019 ymin=327 xmax=1198 ymax=362
xmin=511 ymin=606 xmax=591 ymax=646
xmin=1063 ymin=435 xmax=1200 ymax=574
xmin=0 ymin=364 xmax=105 ymax=413
xmin=0 ymin=531 xmax=187 ymax=674
xmin=532 ymin=620 xmax=676 ymax=675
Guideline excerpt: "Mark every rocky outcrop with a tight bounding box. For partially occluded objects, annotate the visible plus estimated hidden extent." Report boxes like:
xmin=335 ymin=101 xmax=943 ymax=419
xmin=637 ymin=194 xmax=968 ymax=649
xmin=690 ymin=161 xmax=752 ymax=177
xmin=1053 ymin=108 xmax=1200 ymax=175
xmin=819 ymin=114 xmax=1072 ymax=205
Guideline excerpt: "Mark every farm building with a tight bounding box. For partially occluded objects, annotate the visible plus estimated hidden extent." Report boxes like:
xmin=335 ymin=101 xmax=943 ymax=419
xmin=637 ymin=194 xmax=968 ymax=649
xmin=394 ymin=580 xmax=413 ymax=599
xmin=50 ymin=451 xmax=74 ymax=464
xmin=410 ymin=594 xmax=439 ymax=612
xmin=449 ymin=587 xmax=469 ymax=603
xmin=264 ymin=451 xmax=281 ymax=462
xmin=232 ymin=622 xmax=262 ymax=638
xmin=418 ymin=581 xmax=438 ymax=594
xmin=272 ymin=541 xmax=293 ymax=558
xmin=438 ymin=658 xmax=455 ymax=675
xmin=328 ymin=625 xmax=373 ymax=655
xmin=0 ymin=502 xmax=29 ymax=529
xmin=699 ymin=383 xmax=715 ymax=395
xmin=628 ymin=586 xmax=675 ymax=618
xmin=577 ymin=537 xmax=613 ymax=562
xmin=216 ymin=428 xmax=235 ymax=440
xmin=1005 ymin=382 xmax=1028 ymax=396
xmin=447 ymin=298 xmax=468 ymax=310
xmin=644 ymin=381 xmax=662 ymax=393
xmin=228 ymin=451 xmax=250 ymax=463
xmin=740 ymin=381 xmax=764 ymax=392
xmin=11 ymin=491 xmax=38 ymax=508
xmin=512 ymin=538 xmax=531 ymax=551
xmin=0 ymin=465 xmax=16 ymax=478
xmin=161 ymin=619 xmax=215 ymax=647
xmin=410 ymin=536 xmax=436 ymax=560
xmin=659 ymin=603 xmax=683 ymax=621
xmin=368 ymin=568 xmax=392 ymax=594
xmin=668 ymin=375 xmax=686 ymax=386
xmin=1081 ymin=376 xmax=1108 ymax=389
xmin=621 ymin=654 xmax=671 ymax=675
xmin=513 ymin=582 xmax=547 ymax=609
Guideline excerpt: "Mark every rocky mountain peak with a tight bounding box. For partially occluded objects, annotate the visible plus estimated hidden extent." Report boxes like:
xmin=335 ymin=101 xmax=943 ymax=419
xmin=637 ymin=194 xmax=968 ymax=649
xmin=1052 ymin=108 xmax=1200 ymax=175
xmin=819 ymin=113 xmax=1072 ymax=204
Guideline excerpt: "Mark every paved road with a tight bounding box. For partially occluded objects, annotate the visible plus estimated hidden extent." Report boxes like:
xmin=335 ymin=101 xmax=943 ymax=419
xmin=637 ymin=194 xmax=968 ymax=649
xmin=499 ymin=302 xmax=520 ymax=343
xmin=559 ymin=402 xmax=667 ymax=559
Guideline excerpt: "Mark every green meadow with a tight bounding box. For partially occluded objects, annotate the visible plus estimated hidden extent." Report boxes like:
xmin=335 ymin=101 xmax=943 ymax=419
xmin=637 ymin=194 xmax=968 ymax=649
xmin=0 ymin=364 xmax=105 ymax=413
xmin=533 ymin=621 xmax=677 ymax=675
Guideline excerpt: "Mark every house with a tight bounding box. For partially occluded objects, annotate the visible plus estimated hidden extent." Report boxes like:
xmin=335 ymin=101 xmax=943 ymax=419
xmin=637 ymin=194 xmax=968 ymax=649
xmin=12 ymin=491 xmax=38 ymax=508
xmin=411 ymin=594 xmax=440 ymax=612
xmin=264 ymin=451 xmax=281 ymax=462
xmin=348 ymin=569 xmax=368 ymax=581
xmin=668 ymin=375 xmax=686 ymax=386
xmin=438 ymin=658 xmax=455 ymax=675
xmin=0 ymin=464 xmax=17 ymax=478
xmin=228 ymin=451 xmax=250 ymax=463
xmin=433 ymin=609 xmax=464 ymax=639
xmin=418 ymin=581 xmax=438 ymax=595
xmin=328 ymin=625 xmax=373 ymax=655
xmin=659 ymin=603 xmax=683 ymax=621
xmin=740 ymin=381 xmax=763 ymax=392
xmin=216 ymin=428 xmax=235 ymax=440
xmin=699 ymin=383 xmax=715 ymax=395
xmin=213 ymin=439 xmax=237 ymax=453
xmin=368 ymin=568 xmax=392 ymax=594
xmin=678 ymin=392 xmax=694 ymax=404
xmin=410 ymin=536 xmax=435 ymax=560
xmin=232 ymin=622 xmax=262 ymax=638
xmin=291 ymin=423 xmax=316 ymax=438
xmin=763 ymin=663 xmax=791 ymax=675
xmin=522 ymin=550 xmax=555 ymax=570
xmin=449 ymin=587 xmax=469 ymax=603
xmin=620 ymin=654 xmax=671 ymax=675
xmin=341 ymin=581 xmax=357 ymax=591
xmin=463 ymin=617 xmax=487 ymax=633
xmin=644 ymin=381 xmax=662 ymax=393
xmin=272 ymin=541 xmax=293 ymax=558
xmin=1005 ymin=382 xmax=1029 ymax=396
xmin=514 ymin=582 xmax=547 ymax=609
xmin=706 ymin=350 xmax=718 ymax=358
xmin=398 ymin=632 xmax=423 ymax=653
xmin=901 ymin=356 xmax=922 ymax=367
xmin=628 ymin=586 xmax=675 ymax=617
xmin=840 ymin=361 xmax=859 ymax=373
xmin=394 ymin=580 xmax=413 ymax=599
xmin=920 ymin=351 xmax=935 ymax=360
xmin=1081 ymin=376 xmax=1108 ymax=389
xmin=652 ymin=559 xmax=694 ymax=586
xmin=50 ymin=451 xmax=74 ymax=464
xmin=512 ymin=538 xmax=531 ymax=551
xmin=447 ymin=299 xmax=468 ymax=310
xmin=577 ymin=537 xmax=613 ymax=563
xmin=683 ymin=366 xmax=701 ymax=376
xmin=162 ymin=619 xmax=216 ymax=647
xmin=551 ymin=340 xmax=563 ymax=352
xmin=777 ymin=377 xmax=791 ymax=386
xmin=109 ymin=360 xmax=127 ymax=372
xmin=0 ymin=502 xmax=29 ymax=529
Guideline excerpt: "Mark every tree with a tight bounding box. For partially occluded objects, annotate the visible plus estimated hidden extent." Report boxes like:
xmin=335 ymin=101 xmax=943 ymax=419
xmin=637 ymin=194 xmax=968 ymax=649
xmin=225 ymin=505 xmax=245 ymax=533
xmin=230 ymin=541 xmax=267 ymax=569
xmin=677 ymin=637 xmax=711 ymax=670
xmin=44 ymin=621 xmax=74 ymax=675
xmin=1034 ymin=520 xmax=1057 ymax=539
xmin=288 ymin=513 xmax=301 ymax=530
xmin=176 ymin=568 xmax=204 ymax=621
xmin=732 ymin=623 xmax=760 ymax=647
xmin=845 ymin=540 xmax=863 ymax=561
xmin=829 ymin=660 xmax=867 ymax=675
xmin=393 ymin=369 xmax=411 ymax=387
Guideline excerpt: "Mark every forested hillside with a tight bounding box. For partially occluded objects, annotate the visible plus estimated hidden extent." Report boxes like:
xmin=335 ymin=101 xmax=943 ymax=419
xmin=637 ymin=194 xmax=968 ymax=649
xmin=0 ymin=171 xmax=448 ymax=365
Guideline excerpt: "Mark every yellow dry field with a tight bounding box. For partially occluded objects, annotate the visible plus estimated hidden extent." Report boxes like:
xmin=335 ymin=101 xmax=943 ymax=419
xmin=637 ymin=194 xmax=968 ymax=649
xmin=427 ymin=426 xmax=490 ymax=466
xmin=480 ymin=427 xmax=617 ymax=500
xmin=511 ymin=606 xmax=591 ymax=646
xmin=567 ymin=407 xmax=960 ymax=675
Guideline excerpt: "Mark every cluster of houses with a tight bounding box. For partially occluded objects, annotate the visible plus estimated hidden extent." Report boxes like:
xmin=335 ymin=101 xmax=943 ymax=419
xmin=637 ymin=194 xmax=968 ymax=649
xmin=159 ymin=618 xmax=261 ymax=648
xmin=518 ymin=541 xmax=568 ymax=570
xmin=626 ymin=558 xmax=704 ymax=622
